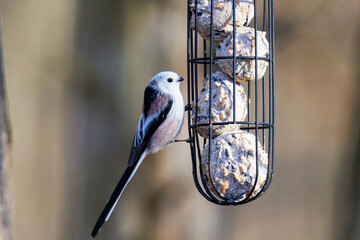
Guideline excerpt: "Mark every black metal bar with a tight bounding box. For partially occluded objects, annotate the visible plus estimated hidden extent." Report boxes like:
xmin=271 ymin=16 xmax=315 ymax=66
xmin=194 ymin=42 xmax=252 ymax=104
xmin=190 ymin=31 xmax=195 ymax=103
xmin=194 ymin=0 xmax=199 ymax=134
xmin=260 ymin=0 xmax=274 ymax=195
xmin=190 ymin=121 xmax=272 ymax=127
xmin=263 ymin=0 xmax=273 ymax=193
xmin=232 ymin=0 xmax=236 ymax=124
xmin=262 ymin=0 xmax=267 ymax=146
xmin=189 ymin=55 xmax=270 ymax=62
xmin=203 ymin=0 xmax=221 ymax=202
xmin=188 ymin=0 xmax=210 ymax=203
xmin=194 ymin=0 xmax=218 ymax=203
xmin=270 ymin=0 xmax=275 ymax=185
xmin=203 ymin=39 xmax=207 ymax=77
xmin=243 ymin=0 xmax=258 ymax=202
xmin=248 ymin=80 xmax=251 ymax=131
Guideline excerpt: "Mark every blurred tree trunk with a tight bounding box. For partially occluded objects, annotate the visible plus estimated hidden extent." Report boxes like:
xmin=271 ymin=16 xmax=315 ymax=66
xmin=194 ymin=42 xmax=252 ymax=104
xmin=334 ymin=19 xmax=360 ymax=240
xmin=340 ymin=21 xmax=360 ymax=240
xmin=0 ymin=19 xmax=12 ymax=240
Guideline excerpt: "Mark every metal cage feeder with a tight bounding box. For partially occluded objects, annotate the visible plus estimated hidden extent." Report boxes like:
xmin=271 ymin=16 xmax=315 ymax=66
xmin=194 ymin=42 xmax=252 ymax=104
xmin=186 ymin=0 xmax=275 ymax=205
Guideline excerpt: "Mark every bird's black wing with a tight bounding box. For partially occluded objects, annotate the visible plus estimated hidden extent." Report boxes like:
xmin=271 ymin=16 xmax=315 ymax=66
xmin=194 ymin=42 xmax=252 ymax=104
xmin=128 ymin=86 xmax=173 ymax=166
xmin=91 ymin=86 xmax=173 ymax=238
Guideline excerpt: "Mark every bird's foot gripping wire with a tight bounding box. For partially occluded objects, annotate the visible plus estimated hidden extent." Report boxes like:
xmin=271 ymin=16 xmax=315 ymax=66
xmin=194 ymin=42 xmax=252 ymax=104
xmin=185 ymin=104 xmax=192 ymax=111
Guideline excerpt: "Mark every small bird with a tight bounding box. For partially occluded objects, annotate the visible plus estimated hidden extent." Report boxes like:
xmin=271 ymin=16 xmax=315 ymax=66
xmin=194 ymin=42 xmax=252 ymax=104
xmin=91 ymin=71 xmax=185 ymax=237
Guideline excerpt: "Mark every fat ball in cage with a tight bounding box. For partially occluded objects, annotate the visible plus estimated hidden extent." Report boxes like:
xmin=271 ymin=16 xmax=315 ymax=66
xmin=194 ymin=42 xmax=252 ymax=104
xmin=186 ymin=0 xmax=275 ymax=205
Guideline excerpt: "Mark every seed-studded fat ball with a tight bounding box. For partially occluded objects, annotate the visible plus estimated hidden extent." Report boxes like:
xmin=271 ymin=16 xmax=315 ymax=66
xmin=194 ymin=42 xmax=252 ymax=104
xmin=190 ymin=0 xmax=254 ymax=42
xmin=201 ymin=131 xmax=268 ymax=201
xmin=216 ymin=27 xmax=269 ymax=81
xmin=191 ymin=71 xmax=247 ymax=139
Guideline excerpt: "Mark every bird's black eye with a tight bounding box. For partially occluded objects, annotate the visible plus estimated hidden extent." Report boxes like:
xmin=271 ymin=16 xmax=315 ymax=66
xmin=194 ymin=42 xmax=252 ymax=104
xmin=167 ymin=78 xmax=173 ymax=82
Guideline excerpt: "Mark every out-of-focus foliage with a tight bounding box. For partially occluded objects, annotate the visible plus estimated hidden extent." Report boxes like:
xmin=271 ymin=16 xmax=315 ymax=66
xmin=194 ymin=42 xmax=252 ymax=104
xmin=0 ymin=0 xmax=359 ymax=239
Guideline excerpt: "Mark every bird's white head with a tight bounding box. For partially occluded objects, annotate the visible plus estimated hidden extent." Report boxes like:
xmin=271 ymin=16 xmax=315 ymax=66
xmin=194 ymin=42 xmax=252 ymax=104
xmin=148 ymin=71 xmax=184 ymax=96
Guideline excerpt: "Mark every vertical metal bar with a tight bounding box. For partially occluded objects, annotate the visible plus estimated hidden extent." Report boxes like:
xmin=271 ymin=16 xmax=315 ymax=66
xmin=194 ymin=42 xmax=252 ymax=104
xmin=264 ymin=0 xmax=274 ymax=190
xmin=190 ymin=32 xmax=195 ymax=103
xmin=264 ymin=0 xmax=272 ymax=189
xmin=232 ymin=0 xmax=236 ymax=124
xmin=194 ymin=0 xmax=199 ymax=131
xmin=256 ymin=0 xmax=270 ymax=196
xmin=187 ymin=0 xmax=192 ymax=148
xmin=244 ymin=0 xmax=259 ymax=201
xmin=202 ymin=0 xmax=220 ymax=202
xmin=262 ymin=0 xmax=267 ymax=147
xmin=189 ymin=0 xmax=217 ymax=204
xmin=187 ymin=0 xmax=191 ymax=119
xmin=247 ymin=1 xmax=252 ymax=132
xmin=203 ymin=39 xmax=207 ymax=77
xmin=247 ymin=77 xmax=251 ymax=129
xmin=188 ymin=0 xmax=200 ymax=201
xmin=270 ymin=0 xmax=275 ymax=181
xmin=194 ymin=0 xmax=216 ymax=202
xmin=208 ymin=0 xmax=213 ymax=141
xmin=194 ymin=0 xmax=201 ymax=191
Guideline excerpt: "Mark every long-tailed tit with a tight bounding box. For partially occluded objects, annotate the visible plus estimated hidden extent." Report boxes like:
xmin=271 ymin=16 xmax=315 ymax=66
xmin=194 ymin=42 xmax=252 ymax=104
xmin=91 ymin=71 xmax=185 ymax=237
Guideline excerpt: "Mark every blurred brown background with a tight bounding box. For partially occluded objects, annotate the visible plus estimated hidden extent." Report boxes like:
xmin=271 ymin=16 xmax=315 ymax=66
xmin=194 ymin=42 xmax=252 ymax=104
xmin=0 ymin=0 xmax=359 ymax=239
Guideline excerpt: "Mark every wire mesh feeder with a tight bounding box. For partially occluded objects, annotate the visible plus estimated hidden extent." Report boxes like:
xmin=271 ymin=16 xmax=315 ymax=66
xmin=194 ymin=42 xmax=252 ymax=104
xmin=186 ymin=0 xmax=275 ymax=205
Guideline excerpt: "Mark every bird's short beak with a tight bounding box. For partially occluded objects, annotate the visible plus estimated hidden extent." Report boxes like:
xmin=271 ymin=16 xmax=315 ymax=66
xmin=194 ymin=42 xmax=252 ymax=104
xmin=178 ymin=77 xmax=185 ymax=82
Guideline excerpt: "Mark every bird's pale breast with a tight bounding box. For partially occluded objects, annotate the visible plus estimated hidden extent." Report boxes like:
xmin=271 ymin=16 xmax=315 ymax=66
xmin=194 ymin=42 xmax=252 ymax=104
xmin=148 ymin=98 xmax=184 ymax=153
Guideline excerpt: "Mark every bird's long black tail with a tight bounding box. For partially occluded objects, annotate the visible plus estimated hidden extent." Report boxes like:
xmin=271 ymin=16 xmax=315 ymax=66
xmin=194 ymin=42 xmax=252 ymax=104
xmin=91 ymin=160 xmax=141 ymax=238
